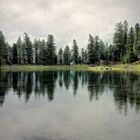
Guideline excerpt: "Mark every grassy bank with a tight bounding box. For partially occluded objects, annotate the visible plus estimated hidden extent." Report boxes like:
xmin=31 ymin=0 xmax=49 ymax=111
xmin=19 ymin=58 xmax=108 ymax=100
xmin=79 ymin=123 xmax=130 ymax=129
xmin=89 ymin=64 xmax=140 ymax=72
xmin=0 ymin=64 xmax=140 ymax=72
xmin=0 ymin=64 xmax=89 ymax=71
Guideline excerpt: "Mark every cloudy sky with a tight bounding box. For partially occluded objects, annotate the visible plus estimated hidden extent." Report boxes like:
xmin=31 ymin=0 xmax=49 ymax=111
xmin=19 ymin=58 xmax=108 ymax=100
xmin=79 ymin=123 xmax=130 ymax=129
xmin=0 ymin=0 xmax=140 ymax=48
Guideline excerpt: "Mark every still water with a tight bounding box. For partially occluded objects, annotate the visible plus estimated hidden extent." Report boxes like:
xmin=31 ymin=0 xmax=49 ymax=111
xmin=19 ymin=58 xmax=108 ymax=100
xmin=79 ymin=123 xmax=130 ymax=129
xmin=0 ymin=70 xmax=140 ymax=140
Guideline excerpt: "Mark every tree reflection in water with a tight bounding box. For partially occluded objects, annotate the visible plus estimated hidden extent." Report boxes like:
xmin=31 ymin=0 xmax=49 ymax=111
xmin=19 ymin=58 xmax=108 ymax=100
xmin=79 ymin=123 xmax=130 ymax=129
xmin=0 ymin=70 xmax=140 ymax=114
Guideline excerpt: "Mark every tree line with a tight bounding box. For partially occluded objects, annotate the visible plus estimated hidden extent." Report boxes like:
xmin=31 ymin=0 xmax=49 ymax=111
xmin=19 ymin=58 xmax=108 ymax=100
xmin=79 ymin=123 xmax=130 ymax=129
xmin=0 ymin=20 xmax=140 ymax=66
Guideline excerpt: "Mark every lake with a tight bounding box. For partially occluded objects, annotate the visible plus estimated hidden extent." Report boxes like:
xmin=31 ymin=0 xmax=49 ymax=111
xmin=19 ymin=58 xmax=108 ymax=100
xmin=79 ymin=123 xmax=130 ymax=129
xmin=0 ymin=70 xmax=140 ymax=140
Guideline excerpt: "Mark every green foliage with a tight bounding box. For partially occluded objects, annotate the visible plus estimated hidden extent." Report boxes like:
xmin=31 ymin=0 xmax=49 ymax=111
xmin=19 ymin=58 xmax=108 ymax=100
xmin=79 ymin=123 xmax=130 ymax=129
xmin=16 ymin=37 xmax=23 ymax=64
xmin=81 ymin=48 xmax=87 ymax=64
xmin=63 ymin=45 xmax=71 ymax=65
xmin=6 ymin=43 xmax=12 ymax=65
xmin=87 ymin=35 xmax=105 ymax=64
xmin=71 ymin=40 xmax=79 ymax=64
xmin=12 ymin=43 xmax=18 ymax=64
xmin=58 ymin=48 xmax=63 ymax=64
xmin=111 ymin=20 xmax=140 ymax=63
xmin=0 ymin=20 xmax=140 ymax=66
xmin=134 ymin=23 xmax=140 ymax=59
xmin=33 ymin=39 xmax=39 ymax=64
xmin=38 ymin=39 xmax=45 ymax=65
xmin=113 ymin=22 xmax=124 ymax=62
xmin=0 ymin=31 xmax=8 ymax=65
xmin=46 ymin=35 xmax=57 ymax=65
xmin=87 ymin=34 xmax=96 ymax=64
xmin=23 ymin=33 xmax=33 ymax=64
xmin=124 ymin=27 xmax=136 ymax=63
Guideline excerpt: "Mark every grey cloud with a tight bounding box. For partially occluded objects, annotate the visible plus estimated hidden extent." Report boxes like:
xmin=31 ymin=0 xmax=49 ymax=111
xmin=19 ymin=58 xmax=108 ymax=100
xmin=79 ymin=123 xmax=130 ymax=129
xmin=0 ymin=0 xmax=140 ymax=48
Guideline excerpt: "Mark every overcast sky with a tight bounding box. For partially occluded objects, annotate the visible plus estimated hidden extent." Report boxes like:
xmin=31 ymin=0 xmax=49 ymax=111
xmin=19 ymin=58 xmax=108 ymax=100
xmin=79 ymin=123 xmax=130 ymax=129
xmin=0 ymin=0 xmax=140 ymax=48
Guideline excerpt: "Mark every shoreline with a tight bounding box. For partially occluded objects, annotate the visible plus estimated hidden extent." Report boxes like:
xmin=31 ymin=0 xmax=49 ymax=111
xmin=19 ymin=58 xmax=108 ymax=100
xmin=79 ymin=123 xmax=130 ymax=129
xmin=0 ymin=64 xmax=140 ymax=72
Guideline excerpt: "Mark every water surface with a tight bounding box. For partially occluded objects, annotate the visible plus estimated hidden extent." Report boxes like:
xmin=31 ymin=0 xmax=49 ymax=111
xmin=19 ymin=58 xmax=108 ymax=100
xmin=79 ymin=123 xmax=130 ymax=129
xmin=0 ymin=71 xmax=140 ymax=140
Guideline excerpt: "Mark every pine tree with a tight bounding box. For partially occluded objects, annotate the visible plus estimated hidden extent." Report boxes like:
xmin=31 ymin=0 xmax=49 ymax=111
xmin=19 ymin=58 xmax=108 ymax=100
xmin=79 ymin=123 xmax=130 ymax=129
xmin=16 ymin=37 xmax=23 ymax=64
xmin=94 ymin=35 xmax=100 ymax=62
xmin=99 ymin=40 xmax=106 ymax=60
xmin=58 ymin=48 xmax=63 ymax=64
xmin=81 ymin=48 xmax=87 ymax=64
xmin=63 ymin=45 xmax=71 ymax=65
xmin=12 ymin=43 xmax=18 ymax=64
xmin=87 ymin=34 xmax=96 ymax=64
xmin=6 ymin=43 xmax=12 ymax=65
xmin=125 ymin=27 xmax=135 ymax=63
xmin=0 ymin=31 xmax=8 ymax=65
xmin=33 ymin=39 xmax=39 ymax=64
xmin=84 ymin=50 xmax=88 ymax=64
xmin=71 ymin=40 xmax=79 ymax=64
xmin=134 ymin=23 xmax=140 ymax=60
xmin=81 ymin=48 xmax=85 ymax=64
xmin=106 ymin=45 xmax=114 ymax=62
xmin=23 ymin=33 xmax=33 ymax=64
xmin=38 ymin=39 xmax=45 ymax=65
xmin=122 ymin=20 xmax=128 ymax=62
xmin=113 ymin=22 xmax=124 ymax=62
xmin=78 ymin=56 xmax=82 ymax=64
xmin=46 ymin=35 xmax=57 ymax=65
